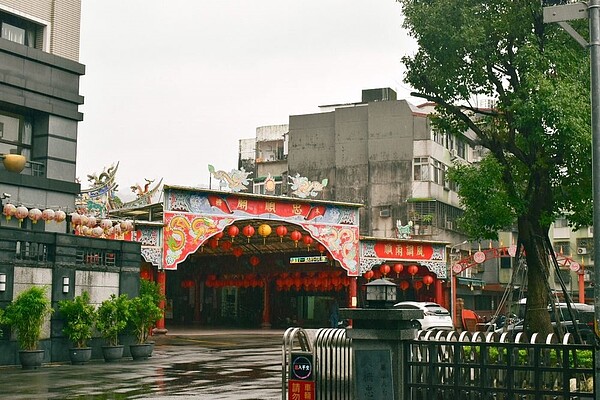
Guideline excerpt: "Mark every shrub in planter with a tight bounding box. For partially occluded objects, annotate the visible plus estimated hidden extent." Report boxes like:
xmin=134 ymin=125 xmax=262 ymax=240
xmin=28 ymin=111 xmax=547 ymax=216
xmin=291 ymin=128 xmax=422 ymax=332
xmin=96 ymin=294 xmax=130 ymax=347
xmin=129 ymin=293 xmax=163 ymax=345
xmin=2 ymin=286 xmax=53 ymax=368
xmin=58 ymin=291 xmax=96 ymax=348
xmin=58 ymin=291 xmax=96 ymax=364
xmin=2 ymin=286 xmax=53 ymax=351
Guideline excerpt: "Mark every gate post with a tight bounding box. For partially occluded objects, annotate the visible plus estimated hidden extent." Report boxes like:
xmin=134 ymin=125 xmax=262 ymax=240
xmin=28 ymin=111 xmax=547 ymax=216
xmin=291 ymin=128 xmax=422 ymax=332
xmin=339 ymin=308 xmax=420 ymax=400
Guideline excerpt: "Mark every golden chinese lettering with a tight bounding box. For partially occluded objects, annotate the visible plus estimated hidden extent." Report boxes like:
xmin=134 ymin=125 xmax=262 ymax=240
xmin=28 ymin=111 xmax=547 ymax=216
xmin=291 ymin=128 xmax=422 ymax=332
xmin=237 ymin=199 xmax=248 ymax=210
xmin=265 ymin=201 xmax=276 ymax=213
xmin=406 ymin=245 xmax=414 ymax=256
xmin=384 ymin=244 xmax=393 ymax=255
xmin=395 ymin=245 xmax=403 ymax=256
xmin=416 ymin=246 xmax=424 ymax=257
xmin=292 ymin=204 xmax=303 ymax=215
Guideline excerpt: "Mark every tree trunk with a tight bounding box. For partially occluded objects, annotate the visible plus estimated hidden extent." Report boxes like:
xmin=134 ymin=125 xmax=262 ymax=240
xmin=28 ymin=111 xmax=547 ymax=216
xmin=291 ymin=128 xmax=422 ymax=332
xmin=518 ymin=215 xmax=553 ymax=338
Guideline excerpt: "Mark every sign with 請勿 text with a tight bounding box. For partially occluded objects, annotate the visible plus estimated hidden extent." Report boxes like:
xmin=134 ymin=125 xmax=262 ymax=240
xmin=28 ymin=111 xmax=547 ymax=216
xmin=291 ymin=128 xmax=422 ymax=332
xmin=289 ymin=353 xmax=315 ymax=400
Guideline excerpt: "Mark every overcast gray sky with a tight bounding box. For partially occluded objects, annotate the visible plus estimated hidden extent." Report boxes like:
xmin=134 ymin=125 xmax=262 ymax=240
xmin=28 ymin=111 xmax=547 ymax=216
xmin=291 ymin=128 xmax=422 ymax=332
xmin=76 ymin=0 xmax=417 ymax=201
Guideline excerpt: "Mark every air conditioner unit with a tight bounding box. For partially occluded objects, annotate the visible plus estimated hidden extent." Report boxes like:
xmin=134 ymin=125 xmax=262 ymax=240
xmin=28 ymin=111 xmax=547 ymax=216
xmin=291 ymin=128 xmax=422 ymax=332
xmin=577 ymin=247 xmax=587 ymax=255
xmin=445 ymin=221 xmax=453 ymax=230
xmin=450 ymin=149 xmax=458 ymax=159
xmin=379 ymin=209 xmax=391 ymax=218
xmin=588 ymin=226 xmax=594 ymax=237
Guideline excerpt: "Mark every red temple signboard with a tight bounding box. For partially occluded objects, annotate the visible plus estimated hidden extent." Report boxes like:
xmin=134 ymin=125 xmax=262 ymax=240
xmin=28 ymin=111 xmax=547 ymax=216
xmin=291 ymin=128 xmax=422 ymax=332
xmin=162 ymin=186 xmax=362 ymax=275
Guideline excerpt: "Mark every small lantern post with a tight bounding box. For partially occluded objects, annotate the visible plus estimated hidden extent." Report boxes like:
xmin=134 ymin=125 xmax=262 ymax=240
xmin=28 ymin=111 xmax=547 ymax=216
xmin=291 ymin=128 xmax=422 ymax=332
xmin=364 ymin=278 xmax=398 ymax=309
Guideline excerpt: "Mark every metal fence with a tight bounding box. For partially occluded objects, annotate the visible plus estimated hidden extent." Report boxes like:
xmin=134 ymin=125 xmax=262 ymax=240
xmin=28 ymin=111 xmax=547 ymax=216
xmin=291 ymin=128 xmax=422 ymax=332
xmin=406 ymin=330 xmax=595 ymax=400
xmin=282 ymin=327 xmax=353 ymax=400
xmin=283 ymin=327 xmax=595 ymax=400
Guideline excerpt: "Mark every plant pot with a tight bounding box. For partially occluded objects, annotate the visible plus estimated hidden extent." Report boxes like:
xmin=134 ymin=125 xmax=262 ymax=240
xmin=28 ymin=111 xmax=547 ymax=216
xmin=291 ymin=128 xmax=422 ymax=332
xmin=101 ymin=345 xmax=124 ymax=362
xmin=130 ymin=343 xmax=153 ymax=361
xmin=69 ymin=347 xmax=92 ymax=365
xmin=19 ymin=349 xmax=44 ymax=369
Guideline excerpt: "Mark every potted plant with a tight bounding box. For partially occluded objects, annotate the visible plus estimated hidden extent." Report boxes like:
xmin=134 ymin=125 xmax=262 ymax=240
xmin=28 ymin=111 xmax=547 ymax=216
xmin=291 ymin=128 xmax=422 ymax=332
xmin=128 ymin=295 xmax=163 ymax=360
xmin=128 ymin=280 xmax=164 ymax=360
xmin=1 ymin=286 xmax=53 ymax=369
xmin=95 ymin=293 xmax=130 ymax=362
xmin=58 ymin=291 xmax=96 ymax=364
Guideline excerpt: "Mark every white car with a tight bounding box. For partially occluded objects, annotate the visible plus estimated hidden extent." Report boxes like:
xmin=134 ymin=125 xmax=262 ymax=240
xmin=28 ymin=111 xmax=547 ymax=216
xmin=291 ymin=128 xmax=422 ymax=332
xmin=393 ymin=301 xmax=454 ymax=330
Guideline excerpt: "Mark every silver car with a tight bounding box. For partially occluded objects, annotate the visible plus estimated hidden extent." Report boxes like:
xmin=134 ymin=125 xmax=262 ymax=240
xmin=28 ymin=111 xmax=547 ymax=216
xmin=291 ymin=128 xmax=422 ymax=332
xmin=393 ymin=301 xmax=455 ymax=330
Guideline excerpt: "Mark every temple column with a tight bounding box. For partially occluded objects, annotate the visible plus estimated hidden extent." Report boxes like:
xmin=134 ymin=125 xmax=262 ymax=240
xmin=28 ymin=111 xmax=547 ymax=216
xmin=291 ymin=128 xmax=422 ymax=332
xmin=349 ymin=277 xmax=357 ymax=308
xmin=261 ymin=277 xmax=272 ymax=329
xmin=434 ymin=279 xmax=444 ymax=306
xmin=153 ymin=269 xmax=168 ymax=335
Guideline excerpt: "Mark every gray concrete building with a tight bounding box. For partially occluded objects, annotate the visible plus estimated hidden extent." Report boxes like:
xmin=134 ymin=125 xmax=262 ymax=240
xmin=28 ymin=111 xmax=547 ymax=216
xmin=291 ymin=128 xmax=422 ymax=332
xmin=243 ymin=88 xmax=475 ymax=245
xmin=0 ymin=0 xmax=83 ymax=231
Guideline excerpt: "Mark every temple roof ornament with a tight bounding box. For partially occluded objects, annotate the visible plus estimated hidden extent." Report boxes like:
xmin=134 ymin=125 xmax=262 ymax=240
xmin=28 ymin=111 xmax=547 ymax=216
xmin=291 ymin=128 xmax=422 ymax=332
xmin=288 ymin=174 xmax=328 ymax=199
xmin=208 ymin=164 xmax=251 ymax=193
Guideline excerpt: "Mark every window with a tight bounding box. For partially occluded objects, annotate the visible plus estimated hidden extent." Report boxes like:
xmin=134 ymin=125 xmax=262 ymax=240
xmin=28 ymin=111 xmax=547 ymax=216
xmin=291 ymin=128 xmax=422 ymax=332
xmin=445 ymin=133 xmax=455 ymax=150
xmin=0 ymin=11 xmax=42 ymax=48
xmin=432 ymin=129 xmax=444 ymax=145
xmin=0 ymin=111 xmax=31 ymax=162
xmin=253 ymin=178 xmax=283 ymax=195
xmin=413 ymin=157 xmax=430 ymax=181
xmin=432 ymin=159 xmax=444 ymax=185
xmin=457 ymin=139 xmax=466 ymax=159
xmin=554 ymin=217 xmax=569 ymax=228
xmin=2 ymin=22 xmax=24 ymax=44
xmin=553 ymin=240 xmax=571 ymax=255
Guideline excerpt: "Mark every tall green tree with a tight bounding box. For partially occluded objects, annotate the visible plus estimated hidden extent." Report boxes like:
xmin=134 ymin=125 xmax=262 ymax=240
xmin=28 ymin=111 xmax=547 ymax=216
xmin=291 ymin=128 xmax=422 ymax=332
xmin=398 ymin=0 xmax=592 ymax=335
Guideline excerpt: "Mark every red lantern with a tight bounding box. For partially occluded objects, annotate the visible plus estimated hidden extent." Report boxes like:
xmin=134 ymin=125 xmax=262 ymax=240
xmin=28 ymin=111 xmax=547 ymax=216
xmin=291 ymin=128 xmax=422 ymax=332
xmin=249 ymin=255 xmax=260 ymax=267
xmin=393 ymin=263 xmax=404 ymax=277
xmin=242 ymin=225 xmax=255 ymax=242
xmin=423 ymin=275 xmax=434 ymax=289
xmin=181 ymin=279 xmax=195 ymax=288
xmin=276 ymin=225 xmax=288 ymax=241
xmin=208 ymin=239 xmax=219 ymax=249
xmin=399 ymin=280 xmax=410 ymax=291
xmin=15 ymin=205 xmax=28 ymax=221
xmin=41 ymin=208 xmax=55 ymax=222
xmin=232 ymin=247 xmax=243 ymax=258
xmin=228 ymin=225 xmax=240 ymax=242
xmin=214 ymin=231 xmax=224 ymax=243
xmin=317 ymin=244 xmax=326 ymax=255
xmin=302 ymin=235 xmax=314 ymax=250
xmin=407 ymin=264 xmax=419 ymax=279
xmin=54 ymin=210 xmax=66 ymax=223
xmin=221 ymin=240 xmax=232 ymax=251
xmin=380 ymin=263 xmax=391 ymax=277
xmin=290 ymin=230 xmax=302 ymax=247
xmin=413 ymin=281 xmax=423 ymax=291
xmin=28 ymin=208 xmax=42 ymax=224
xmin=363 ymin=270 xmax=374 ymax=281
xmin=3 ymin=203 xmax=16 ymax=221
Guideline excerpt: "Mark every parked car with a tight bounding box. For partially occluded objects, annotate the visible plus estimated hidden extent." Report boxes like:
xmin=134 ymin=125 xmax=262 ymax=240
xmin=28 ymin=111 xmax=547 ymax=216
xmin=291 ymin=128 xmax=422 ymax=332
xmin=393 ymin=301 xmax=454 ymax=330
xmin=496 ymin=301 xmax=594 ymax=343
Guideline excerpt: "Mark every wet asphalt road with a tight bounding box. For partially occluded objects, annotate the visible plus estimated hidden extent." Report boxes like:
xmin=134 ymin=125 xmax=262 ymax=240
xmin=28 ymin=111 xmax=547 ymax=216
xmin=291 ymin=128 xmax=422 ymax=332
xmin=0 ymin=329 xmax=285 ymax=399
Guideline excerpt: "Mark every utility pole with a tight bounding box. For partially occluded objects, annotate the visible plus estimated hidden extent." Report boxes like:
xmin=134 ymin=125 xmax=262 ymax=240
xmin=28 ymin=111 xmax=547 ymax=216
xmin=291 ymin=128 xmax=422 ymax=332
xmin=543 ymin=0 xmax=600 ymax=394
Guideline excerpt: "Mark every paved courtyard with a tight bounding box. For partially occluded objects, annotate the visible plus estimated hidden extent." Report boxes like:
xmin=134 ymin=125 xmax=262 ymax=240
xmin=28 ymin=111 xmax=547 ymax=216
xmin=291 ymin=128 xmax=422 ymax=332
xmin=0 ymin=329 xmax=285 ymax=400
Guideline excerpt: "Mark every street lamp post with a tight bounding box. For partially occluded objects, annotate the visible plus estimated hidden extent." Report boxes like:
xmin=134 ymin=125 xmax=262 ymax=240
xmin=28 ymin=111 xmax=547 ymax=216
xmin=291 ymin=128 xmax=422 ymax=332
xmin=543 ymin=0 xmax=600 ymax=393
